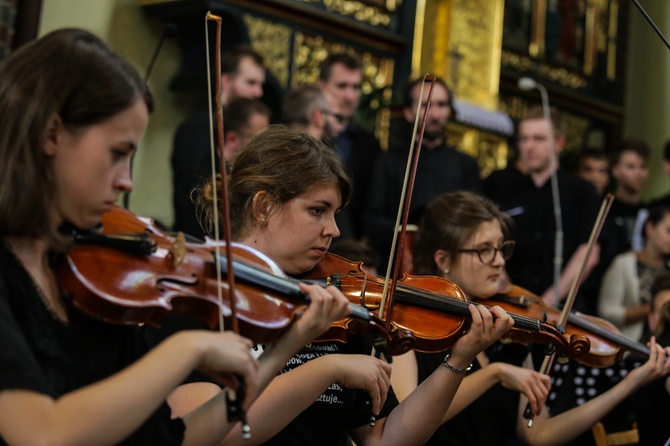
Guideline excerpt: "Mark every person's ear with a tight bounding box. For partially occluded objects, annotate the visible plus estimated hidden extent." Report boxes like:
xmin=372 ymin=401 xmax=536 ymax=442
xmin=43 ymin=114 xmax=64 ymax=156
xmin=434 ymin=249 xmax=451 ymax=275
xmin=251 ymin=191 xmax=272 ymax=225
xmin=554 ymin=135 xmax=566 ymax=156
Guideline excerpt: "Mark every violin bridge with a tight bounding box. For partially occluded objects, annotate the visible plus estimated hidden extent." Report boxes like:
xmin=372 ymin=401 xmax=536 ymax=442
xmin=169 ymin=232 xmax=186 ymax=268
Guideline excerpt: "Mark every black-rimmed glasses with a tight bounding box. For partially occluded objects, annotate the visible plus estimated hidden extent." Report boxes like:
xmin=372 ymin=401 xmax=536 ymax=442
xmin=457 ymin=240 xmax=515 ymax=265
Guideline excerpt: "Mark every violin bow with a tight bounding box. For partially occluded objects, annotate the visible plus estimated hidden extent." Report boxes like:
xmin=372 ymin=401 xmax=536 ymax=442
xmin=205 ymin=12 xmax=250 ymax=439
xmin=523 ymin=193 xmax=614 ymax=427
xmin=380 ymin=74 xmax=437 ymax=328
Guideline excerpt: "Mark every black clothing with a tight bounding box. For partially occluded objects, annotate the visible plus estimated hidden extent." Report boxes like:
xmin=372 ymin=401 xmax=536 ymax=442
xmin=415 ymin=343 xmax=529 ymax=446
xmin=0 ymin=244 xmax=184 ymax=445
xmin=632 ymin=330 xmax=670 ymax=445
xmin=172 ymin=110 xmax=217 ymax=240
xmin=366 ymin=137 xmax=481 ymax=271
xmin=333 ymin=122 xmax=381 ymax=241
xmin=484 ymin=167 xmax=599 ymax=297
xmin=260 ymin=337 xmax=399 ymax=446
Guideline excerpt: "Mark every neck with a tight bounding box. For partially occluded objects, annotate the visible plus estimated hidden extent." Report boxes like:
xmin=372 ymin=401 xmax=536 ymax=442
xmin=615 ymin=187 xmax=642 ymax=205
xmin=530 ymin=166 xmax=555 ymax=187
xmin=638 ymin=246 xmax=665 ymax=268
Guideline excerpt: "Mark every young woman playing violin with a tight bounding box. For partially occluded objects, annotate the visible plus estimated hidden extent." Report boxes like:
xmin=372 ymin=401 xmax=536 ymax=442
xmin=187 ymin=125 xmax=513 ymax=446
xmin=0 ymin=29 xmax=351 ymax=445
xmin=391 ymin=191 xmax=670 ymax=445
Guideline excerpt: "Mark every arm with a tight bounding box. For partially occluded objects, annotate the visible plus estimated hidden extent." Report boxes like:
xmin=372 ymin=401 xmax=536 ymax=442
xmin=519 ymin=339 xmax=670 ymax=445
xmin=391 ymin=351 xmax=550 ymax=424
xmin=352 ymin=304 xmax=514 ymax=446
xmin=597 ymin=254 xmax=632 ymax=328
xmin=0 ymin=330 xmax=258 ymax=446
xmin=541 ymin=242 xmax=600 ymax=307
xmin=169 ymin=282 xmax=353 ymax=420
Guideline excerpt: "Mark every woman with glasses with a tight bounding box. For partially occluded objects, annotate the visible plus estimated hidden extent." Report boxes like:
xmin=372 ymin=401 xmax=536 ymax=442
xmin=390 ymin=191 xmax=670 ymax=445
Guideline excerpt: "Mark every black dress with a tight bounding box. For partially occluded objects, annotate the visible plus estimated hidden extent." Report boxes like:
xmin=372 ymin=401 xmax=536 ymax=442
xmin=0 ymin=244 xmax=185 ymax=445
xmin=415 ymin=342 xmax=529 ymax=446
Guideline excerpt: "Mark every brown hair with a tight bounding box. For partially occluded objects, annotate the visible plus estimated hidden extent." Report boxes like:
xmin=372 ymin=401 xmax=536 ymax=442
xmin=198 ymin=125 xmax=352 ymax=240
xmin=0 ymin=28 xmax=152 ymax=250
xmin=402 ymin=76 xmax=457 ymax=121
xmin=221 ymin=46 xmax=264 ymax=76
xmin=521 ymin=105 xmax=566 ymax=139
xmin=412 ymin=191 xmax=512 ymax=276
xmin=318 ymin=53 xmax=362 ymax=82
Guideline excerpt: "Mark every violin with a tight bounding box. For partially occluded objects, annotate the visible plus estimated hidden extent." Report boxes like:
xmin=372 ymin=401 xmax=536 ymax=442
xmin=56 ymin=205 xmax=380 ymax=346
xmin=479 ymin=284 xmax=651 ymax=368
xmin=301 ymin=252 xmax=589 ymax=360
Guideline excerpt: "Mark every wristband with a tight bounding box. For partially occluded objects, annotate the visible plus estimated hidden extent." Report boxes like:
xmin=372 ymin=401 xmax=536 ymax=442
xmin=442 ymin=353 xmax=473 ymax=374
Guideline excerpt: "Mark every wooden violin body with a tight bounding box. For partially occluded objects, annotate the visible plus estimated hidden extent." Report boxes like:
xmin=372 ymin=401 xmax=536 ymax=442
xmin=479 ymin=284 xmax=651 ymax=367
xmin=303 ymin=253 xmax=586 ymax=360
xmin=57 ymin=205 xmax=312 ymax=345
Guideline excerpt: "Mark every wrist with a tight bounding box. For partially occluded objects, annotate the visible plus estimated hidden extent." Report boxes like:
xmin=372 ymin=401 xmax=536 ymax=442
xmin=442 ymin=353 xmax=473 ymax=374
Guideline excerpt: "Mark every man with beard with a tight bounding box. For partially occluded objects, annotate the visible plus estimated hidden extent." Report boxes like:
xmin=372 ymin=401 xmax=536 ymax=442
xmin=282 ymin=84 xmax=345 ymax=143
xmin=365 ymin=76 xmax=481 ymax=272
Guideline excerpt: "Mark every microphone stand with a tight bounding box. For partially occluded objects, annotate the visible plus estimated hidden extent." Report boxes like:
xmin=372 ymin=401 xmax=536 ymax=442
xmin=518 ymin=78 xmax=563 ymax=310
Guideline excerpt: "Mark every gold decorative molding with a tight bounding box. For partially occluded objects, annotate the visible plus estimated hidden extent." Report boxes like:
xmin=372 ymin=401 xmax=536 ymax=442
xmin=501 ymin=50 xmax=588 ymax=89
xmin=243 ymin=14 xmax=292 ymax=89
xmin=323 ymin=0 xmax=393 ymax=27
xmin=447 ymin=123 xmax=509 ymax=178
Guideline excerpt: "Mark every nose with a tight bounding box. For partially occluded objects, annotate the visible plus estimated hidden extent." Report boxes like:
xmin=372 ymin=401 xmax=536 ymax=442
xmin=115 ymin=165 xmax=133 ymax=193
xmin=324 ymin=214 xmax=340 ymax=238
xmin=492 ymin=248 xmax=506 ymax=267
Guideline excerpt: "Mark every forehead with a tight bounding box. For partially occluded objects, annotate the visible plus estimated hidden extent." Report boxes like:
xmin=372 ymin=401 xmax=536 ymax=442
xmin=235 ymin=57 xmax=264 ymax=77
xmin=519 ymin=118 xmax=549 ymax=134
xmin=412 ymin=82 xmax=448 ymax=104
xmin=465 ymin=219 xmax=503 ymax=245
xmin=617 ymin=150 xmax=646 ymax=165
xmin=297 ymin=182 xmax=343 ymax=206
xmin=326 ymin=63 xmax=362 ymax=84
xmin=579 ymin=157 xmax=608 ymax=169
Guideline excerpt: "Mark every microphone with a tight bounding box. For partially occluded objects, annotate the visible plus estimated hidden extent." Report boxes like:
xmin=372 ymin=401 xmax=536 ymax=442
xmin=518 ymin=76 xmax=564 ymax=427
xmin=143 ymin=23 xmax=178 ymax=83
xmin=517 ymin=76 xmax=537 ymax=91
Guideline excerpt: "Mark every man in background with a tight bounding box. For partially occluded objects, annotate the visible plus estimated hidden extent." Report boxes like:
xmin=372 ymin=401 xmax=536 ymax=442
xmin=318 ymin=53 xmax=380 ymax=240
xmin=172 ymin=98 xmax=270 ymax=239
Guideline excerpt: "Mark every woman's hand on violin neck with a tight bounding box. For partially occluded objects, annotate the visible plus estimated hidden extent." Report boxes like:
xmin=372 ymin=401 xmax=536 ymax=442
xmin=293 ymin=282 xmax=352 ymax=340
xmin=626 ymin=337 xmax=670 ymax=389
xmin=328 ymin=354 xmax=392 ymax=416
xmin=188 ymin=331 xmax=260 ymax=411
xmin=494 ymin=362 xmax=550 ymax=417
xmin=451 ymin=304 xmax=514 ymax=363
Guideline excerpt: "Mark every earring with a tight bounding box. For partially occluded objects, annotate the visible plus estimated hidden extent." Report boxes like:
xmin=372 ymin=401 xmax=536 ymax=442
xmin=260 ymin=217 xmax=266 ymax=223
xmin=443 ymin=268 xmax=449 ymax=275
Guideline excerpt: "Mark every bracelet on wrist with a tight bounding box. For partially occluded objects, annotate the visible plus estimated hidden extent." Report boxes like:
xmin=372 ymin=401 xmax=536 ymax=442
xmin=442 ymin=353 xmax=473 ymax=374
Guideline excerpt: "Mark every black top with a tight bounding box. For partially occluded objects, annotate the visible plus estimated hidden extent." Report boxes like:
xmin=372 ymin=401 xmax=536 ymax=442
xmin=261 ymin=336 xmax=399 ymax=446
xmin=484 ymin=167 xmax=599 ymax=296
xmin=632 ymin=330 xmax=670 ymax=445
xmin=0 ymin=244 xmax=184 ymax=445
xmin=415 ymin=343 xmax=529 ymax=446
xmin=366 ymin=137 xmax=481 ymax=271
